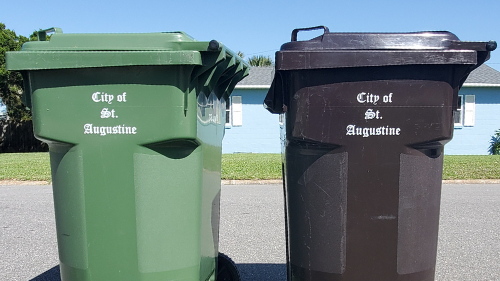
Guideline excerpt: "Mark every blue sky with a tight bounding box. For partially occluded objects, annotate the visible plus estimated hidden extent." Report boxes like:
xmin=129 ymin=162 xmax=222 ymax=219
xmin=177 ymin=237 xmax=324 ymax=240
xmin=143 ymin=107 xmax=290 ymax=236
xmin=2 ymin=0 xmax=499 ymax=71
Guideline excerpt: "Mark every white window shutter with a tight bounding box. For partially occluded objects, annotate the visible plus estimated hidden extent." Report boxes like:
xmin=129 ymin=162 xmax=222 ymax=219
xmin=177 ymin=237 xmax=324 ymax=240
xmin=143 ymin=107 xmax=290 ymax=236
xmin=232 ymin=96 xmax=242 ymax=126
xmin=464 ymin=95 xmax=475 ymax=127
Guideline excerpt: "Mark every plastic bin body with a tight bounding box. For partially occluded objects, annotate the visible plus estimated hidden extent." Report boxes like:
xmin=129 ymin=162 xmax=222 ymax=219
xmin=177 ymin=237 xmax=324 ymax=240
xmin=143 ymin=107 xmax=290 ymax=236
xmin=265 ymin=27 xmax=495 ymax=281
xmin=7 ymin=29 xmax=248 ymax=281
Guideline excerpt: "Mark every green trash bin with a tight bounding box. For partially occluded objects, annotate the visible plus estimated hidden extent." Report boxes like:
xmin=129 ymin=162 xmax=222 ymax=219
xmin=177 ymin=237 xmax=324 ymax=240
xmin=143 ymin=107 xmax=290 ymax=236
xmin=6 ymin=28 xmax=249 ymax=281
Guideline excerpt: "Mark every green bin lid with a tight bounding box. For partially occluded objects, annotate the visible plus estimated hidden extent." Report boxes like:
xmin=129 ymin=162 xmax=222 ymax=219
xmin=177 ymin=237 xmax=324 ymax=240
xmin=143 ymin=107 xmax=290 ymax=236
xmin=6 ymin=28 xmax=244 ymax=70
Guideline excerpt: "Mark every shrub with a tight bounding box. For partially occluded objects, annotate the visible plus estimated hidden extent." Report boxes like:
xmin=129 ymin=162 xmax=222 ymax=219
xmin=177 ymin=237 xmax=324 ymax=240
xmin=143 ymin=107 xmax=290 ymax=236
xmin=490 ymin=129 xmax=500 ymax=155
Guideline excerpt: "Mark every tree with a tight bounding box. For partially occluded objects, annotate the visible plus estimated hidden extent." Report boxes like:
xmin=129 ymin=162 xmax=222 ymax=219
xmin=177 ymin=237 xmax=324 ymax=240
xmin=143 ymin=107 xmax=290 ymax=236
xmin=247 ymin=55 xmax=273 ymax=67
xmin=0 ymin=23 xmax=36 ymax=121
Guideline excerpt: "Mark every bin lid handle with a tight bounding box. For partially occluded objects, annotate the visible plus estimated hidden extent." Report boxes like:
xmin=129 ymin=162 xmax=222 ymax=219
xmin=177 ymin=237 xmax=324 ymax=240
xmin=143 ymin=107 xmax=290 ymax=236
xmin=447 ymin=40 xmax=497 ymax=52
xmin=37 ymin=27 xmax=63 ymax=41
xmin=291 ymin=26 xmax=329 ymax=42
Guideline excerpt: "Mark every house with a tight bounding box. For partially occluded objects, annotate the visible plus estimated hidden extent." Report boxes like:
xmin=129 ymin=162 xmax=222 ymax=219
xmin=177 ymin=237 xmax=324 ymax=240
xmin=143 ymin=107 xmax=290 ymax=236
xmin=223 ymin=65 xmax=500 ymax=155
xmin=222 ymin=66 xmax=279 ymax=153
xmin=446 ymin=65 xmax=500 ymax=155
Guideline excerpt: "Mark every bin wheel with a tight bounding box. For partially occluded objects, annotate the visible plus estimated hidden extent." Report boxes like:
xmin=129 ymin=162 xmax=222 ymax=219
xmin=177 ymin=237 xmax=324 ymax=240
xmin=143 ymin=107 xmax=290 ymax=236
xmin=217 ymin=252 xmax=240 ymax=281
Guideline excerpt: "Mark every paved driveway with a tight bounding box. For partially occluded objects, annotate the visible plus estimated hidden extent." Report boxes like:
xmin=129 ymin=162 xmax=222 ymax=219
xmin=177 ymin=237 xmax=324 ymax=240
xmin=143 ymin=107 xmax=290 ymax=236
xmin=1 ymin=183 xmax=499 ymax=281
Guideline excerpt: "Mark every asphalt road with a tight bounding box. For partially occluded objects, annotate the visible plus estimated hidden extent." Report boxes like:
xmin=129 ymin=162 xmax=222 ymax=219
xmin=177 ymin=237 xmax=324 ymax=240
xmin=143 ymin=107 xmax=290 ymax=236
xmin=1 ymin=183 xmax=499 ymax=281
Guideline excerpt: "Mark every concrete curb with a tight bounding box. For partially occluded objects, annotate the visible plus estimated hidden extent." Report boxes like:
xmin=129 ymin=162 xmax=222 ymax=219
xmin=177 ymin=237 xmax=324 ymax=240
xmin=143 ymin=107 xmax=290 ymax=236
xmin=2 ymin=179 xmax=500 ymax=186
xmin=441 ymin=179 xmax=500 ymax=184
xmin=222 ymin=179 xmax=283 ymax=185
xmin=0 ymin=180 xmax=50 ymax=186
xmin=222 ymin=179 xmax=500 ymax=185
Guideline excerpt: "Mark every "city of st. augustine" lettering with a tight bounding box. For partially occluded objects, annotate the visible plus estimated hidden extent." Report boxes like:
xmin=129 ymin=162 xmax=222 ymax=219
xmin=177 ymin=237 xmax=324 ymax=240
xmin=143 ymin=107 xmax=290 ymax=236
xmin=83 ymin=91 xmax=137 ymax=136
xmin=346 ymin=125 xmax=401 ymax=138
xmin=84 ymin=124 xmax=137 ymax=136
xmin=346 ymin=92 xmax=401 ymax=138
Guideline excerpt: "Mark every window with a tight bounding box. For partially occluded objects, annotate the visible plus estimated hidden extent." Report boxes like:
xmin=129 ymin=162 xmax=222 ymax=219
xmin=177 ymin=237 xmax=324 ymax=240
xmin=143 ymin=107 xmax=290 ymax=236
xmin=230 ymin=96 xmax=242 ymax=127
xmin=225 ymin=98 xmax=231 ymax=126
xmin=225 ymin=96 xmax=242 ymax=127
xmin=454 ymin=95 xmax=475 ymax=127
xmin=463 ymin=95 xmax=475 ymax=127
xmin=279 ymin=113 xmax=285 ymax=126
xmin=453 ymin=95 xmax=463 ymax=126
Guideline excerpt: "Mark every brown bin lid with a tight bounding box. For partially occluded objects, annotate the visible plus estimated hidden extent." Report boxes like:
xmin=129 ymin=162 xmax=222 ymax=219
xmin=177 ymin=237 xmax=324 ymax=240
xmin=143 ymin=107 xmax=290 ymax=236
xmin=265 ymin=26 xmax=496 ymax=114
xmin=276 ymin=26 xmax=496 ymax=70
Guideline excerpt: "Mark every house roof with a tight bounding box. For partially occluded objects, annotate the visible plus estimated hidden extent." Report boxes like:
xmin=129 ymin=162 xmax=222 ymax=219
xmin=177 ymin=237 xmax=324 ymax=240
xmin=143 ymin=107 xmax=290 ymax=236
xmin=235 ymin=64 xmax=500 ymax=88
xmin=462 ymin=64 xmax=500 ymax=87
xmin=234 ymin=66 xmax=274 ymax=88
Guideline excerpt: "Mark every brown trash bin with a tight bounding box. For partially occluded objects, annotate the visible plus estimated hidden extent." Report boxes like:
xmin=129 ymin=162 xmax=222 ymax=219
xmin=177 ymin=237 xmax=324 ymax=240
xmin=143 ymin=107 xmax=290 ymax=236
xmin=265 ymin=26 xmax=496 ymax=281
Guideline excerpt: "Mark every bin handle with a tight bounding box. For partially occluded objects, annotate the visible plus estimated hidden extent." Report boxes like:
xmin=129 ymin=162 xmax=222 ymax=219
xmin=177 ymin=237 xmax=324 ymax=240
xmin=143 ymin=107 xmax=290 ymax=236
xmin=486 ymin=40 xmax=497 ymax=51
xmin=291 ymin=26 xmax=329 ymax=42
xmin=447 ymin=40 xmax=497 ymax=52
xmin=37 ymin=27 xmax=63 ymax=41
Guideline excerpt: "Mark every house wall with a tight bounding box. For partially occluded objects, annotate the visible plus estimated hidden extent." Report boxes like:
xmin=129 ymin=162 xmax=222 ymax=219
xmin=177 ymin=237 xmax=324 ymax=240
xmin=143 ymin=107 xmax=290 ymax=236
xmin=223 ymin=87 xmax=500 ymax=155
xmin=222 ymin=88 xmax=280 ymax=153
xmin=445 ymin=86 xmax=500 ymax=155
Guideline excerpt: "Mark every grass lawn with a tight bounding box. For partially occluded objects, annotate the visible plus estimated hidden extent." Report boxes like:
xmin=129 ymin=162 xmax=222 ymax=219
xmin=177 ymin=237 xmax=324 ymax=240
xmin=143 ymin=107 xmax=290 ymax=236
xmin=0 ymin=152 xmax=51 ymax=181
xmin=222 ymin=153 xmax=282 ymax=180
xmin=443 ymin=155 xmax=500 ymax=180
xmin=0 ymin=152 xmax=499 ymax=182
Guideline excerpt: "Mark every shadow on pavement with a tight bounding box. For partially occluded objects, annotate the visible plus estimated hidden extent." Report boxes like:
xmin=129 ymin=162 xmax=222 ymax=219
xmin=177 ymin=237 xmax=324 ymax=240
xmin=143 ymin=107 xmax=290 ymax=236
xmin=29 ymin=263 xmax=287 ymax=281
xmin=30 ymin=265 xmax=60 ymax=281
xmin=237 ymin=263 xmax=287 ymax=281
